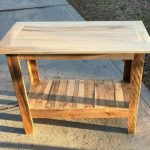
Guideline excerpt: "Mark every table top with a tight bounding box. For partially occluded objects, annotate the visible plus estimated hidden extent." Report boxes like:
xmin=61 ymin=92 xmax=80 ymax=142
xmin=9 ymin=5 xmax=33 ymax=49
xmin=0 ymin=21 xmax=150 ymax=54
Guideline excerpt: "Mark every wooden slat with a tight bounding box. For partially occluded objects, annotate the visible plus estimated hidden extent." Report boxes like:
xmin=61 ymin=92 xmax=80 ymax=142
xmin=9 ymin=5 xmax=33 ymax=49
xmin=33 ymin=83 xmax=45 ymax=109
xmin=95 ymin=80 xmax=115 ymax=107
xmin=19 ymin=54 xmax=134 ymax=60
xmin=6 ymin=55 xmax=33 ymax=134
xmin=26 ymin=60 xmax=40 ymax=85
xmin=64 ymin=80 xmax=75 ymax=108
xmin=56 ymin=80 xmax=68 ymax=108
xmin=72 ymin=80 xmax=79 ymax=108
xmin=34 ymin=81 xmax=52 ymax=109
xmin=95 ymin=80 xmax=105 ymax=107
xmin=46 ymin=80 xmax=60 ymax=109
xmin=121 ymin=82 xmax=130 ymax=108
xmin=28 ymin=82 xmax=43 ymax=109
xmin=107 ymin=81 xmax=115 ymax=107
xmin=84 ymin=80 xmax=95 ymax=108
xmin=128 ymin=54 xmax=145 ymax=134
xmin=30 ymin=107 xmax=129 ymax=119
xmin=77 ymin=80 xmax=85 ymax=108
xmin=115 ymin=82 xmax=125 ymax=108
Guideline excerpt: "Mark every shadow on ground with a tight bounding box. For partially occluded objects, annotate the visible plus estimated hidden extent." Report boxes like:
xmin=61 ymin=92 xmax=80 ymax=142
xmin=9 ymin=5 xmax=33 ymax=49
xmin=0 ymin=112 xmax=127 ymax=134
xmin=0 ymin=142 xmax=79 ymax=150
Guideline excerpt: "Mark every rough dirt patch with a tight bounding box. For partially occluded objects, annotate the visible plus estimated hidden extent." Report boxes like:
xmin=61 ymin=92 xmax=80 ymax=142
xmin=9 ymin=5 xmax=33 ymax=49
xmin=68 ymin=0 xmax=150 ymax=89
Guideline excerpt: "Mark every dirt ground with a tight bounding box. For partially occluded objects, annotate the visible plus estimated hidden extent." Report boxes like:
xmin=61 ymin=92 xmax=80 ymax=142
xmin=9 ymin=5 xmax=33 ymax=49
xmin=68 ymin=0 xmax=150 ymax=89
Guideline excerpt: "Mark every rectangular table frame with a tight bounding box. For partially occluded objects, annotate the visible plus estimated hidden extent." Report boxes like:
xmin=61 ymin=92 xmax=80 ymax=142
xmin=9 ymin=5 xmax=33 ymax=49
xmin=6 ymin=53 xmax=145 ymax=134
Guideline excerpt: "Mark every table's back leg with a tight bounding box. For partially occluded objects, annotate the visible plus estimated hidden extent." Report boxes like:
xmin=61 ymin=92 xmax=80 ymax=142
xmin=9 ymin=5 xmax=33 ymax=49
xmin=128 ymin=54 xmax=145 ymax=134
xmin=6 ymin=55 xmax=33 ymax=134
xmin=123 ymin=60 xmax=132 ymax=82
xmin=26 ymin=60 xmax=40 ymax=85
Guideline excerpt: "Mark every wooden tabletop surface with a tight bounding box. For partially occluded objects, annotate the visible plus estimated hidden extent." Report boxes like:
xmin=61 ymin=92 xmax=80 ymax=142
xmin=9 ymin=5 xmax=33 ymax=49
xmin=0 ymin=21 xmax=150 ymax=54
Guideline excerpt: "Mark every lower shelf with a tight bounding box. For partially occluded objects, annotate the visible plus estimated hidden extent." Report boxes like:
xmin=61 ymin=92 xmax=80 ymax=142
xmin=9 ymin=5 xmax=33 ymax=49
xmin=28 ymin=79 xmax=130 ymax=112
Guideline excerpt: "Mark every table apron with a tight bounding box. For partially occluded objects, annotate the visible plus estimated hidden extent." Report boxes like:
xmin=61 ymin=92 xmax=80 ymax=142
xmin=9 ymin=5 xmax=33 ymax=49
xmin=15 ymin=54 xmax=134 ymax=60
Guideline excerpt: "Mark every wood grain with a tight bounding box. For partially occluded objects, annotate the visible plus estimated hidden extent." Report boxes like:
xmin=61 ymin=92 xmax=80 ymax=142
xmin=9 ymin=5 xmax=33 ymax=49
xmin=128 ymin=54 xmax=145 ymax=134
xmin=28 ymin=81 xmax=43 ymax=109
xmin=46 ymin=80 xmax=60 ymax=109
xmin=19 ymin=54 xmax=134 ymax=60
xmin=84 ymin=80 xmax=95 ymax=108
xmin=56 ymin=80 xmax=68 ymax=108
xmin=30 ymin=108 xmax=129 ymax=119
xmin=95 ymin=80 xmax=115 ymax=107
xmin=1 ymin=21 xmax=150 ymax=54
xmin=28 ymin=80 xmax=130 ymax=110
xmin=65 ymin=80 xmax=75 ymax=108
xmin=26 ymin=60 xmax=40 ymax=84
xmin=6 ymin=55 xmax=33 ymax=134
xmin=34 ymin=81 xmax=52 ymax=109
xmin=115 ymin=82 xmax=124 ymax=108
xmin=77 ymin=80 xmax=85 ymax=108
xmin=72 ymin=80 xmax=79 ymax=108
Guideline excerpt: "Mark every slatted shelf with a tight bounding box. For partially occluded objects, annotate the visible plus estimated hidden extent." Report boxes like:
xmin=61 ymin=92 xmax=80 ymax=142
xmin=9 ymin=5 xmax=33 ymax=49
xmin=28 ymin=80 xmax=130 ymax=111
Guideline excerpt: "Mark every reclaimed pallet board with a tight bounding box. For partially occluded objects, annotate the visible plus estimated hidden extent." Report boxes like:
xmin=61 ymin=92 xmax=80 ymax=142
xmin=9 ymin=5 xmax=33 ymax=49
xmin=28 ymin=80 xmax=130 ymax=110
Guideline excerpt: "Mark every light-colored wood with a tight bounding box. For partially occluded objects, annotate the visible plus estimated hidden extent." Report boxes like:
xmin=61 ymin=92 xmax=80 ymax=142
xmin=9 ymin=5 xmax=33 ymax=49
xmin=65 ymin=80 xmax=75 ymax=108
xmin=0 ymin=23 xmax=23 ymax=48
xmin=95 ymin=80 xmax=115 ymax=108
xmin=28 ymin=81 xmax=43 ymax=109
xmin=19 ymin=54 xmax=134 ymax=60
xmin=56 ymin=80 xmax=68 ymax=108
xmin=128 ymin=54 xmax=145 ymax=134
xmin=77 ymin=80 xmax=85 ymax=108
xmin=28 ymin=80 xmax=130 ymax=110
xmin=34 ymin=81 xmax=52 ymax=109
xmin=107 ymin=81 xmax=115 ymax=106
xmin=46 ymin=80 xmax=60 ymax=108
xmin=26 ymin=60 xmax=40 ymax=84
xmin=6 ymin=55 xmax=33 ymax=134
xmin=95 ymin=80 xmax=105 ymax=107
xmin=115 ymin=82 xmax=125 ymax=108
xmin=1 ymin=21 xmax=150 ymax=54
xmin=72 ymin=80 xmax=79 ymax=108
xmin=84 ymin=80 xmax=95 ymax=108
xmin=121 ymin=82 xmax=130 ymax=108
xmin=30 ymin=108 xmax=129 ymax=119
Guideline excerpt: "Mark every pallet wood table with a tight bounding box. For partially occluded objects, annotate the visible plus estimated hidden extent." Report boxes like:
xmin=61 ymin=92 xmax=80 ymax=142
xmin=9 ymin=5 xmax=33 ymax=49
xmin=0 ymin=21 xmax=150 ymax=134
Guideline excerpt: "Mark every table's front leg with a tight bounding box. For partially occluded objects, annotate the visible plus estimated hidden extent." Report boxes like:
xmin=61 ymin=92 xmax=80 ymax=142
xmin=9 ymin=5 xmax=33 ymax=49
xmin=6 ymin=55 xmax=33 ymax=134
xmin=128 ymin=54 xmax=145 ymax=134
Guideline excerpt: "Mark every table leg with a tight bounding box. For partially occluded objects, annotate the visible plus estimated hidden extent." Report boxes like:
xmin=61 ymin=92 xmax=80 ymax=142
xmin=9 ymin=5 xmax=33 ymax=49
xmin=26 ymin=60 xmax=40 ymax=85
xmin=6 ymin=55 xmax=33 ymax=134
xmin=123 ymin=60 xmax=132 ymax=82
xmin=128 ymin=54 xmax=145 ymax=134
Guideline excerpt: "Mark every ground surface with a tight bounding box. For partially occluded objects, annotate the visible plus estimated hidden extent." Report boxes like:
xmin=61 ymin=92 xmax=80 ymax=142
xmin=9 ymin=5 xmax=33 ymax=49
xmin=68 ymin=0 xmax=150 ymax=90
xmin=0 ymin=0 xmax=150 ymax=150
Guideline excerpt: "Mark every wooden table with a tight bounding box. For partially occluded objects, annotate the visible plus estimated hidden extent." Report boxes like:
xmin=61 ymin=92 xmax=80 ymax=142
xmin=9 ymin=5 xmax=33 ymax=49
xmin=0 ymin=21 xmax=150 ymax=134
